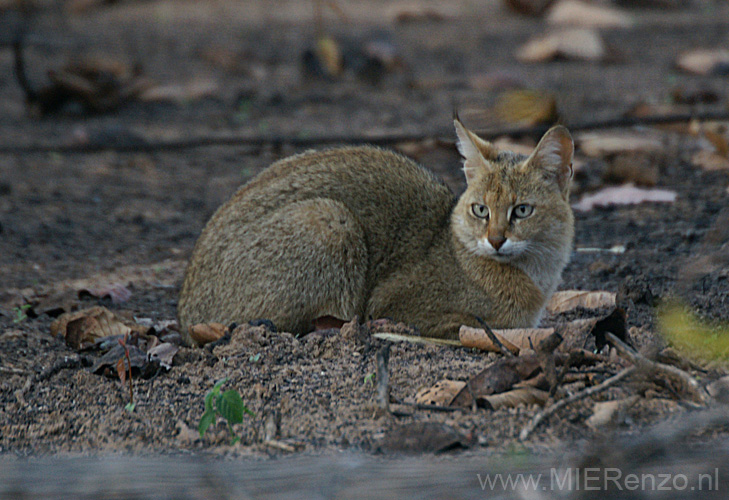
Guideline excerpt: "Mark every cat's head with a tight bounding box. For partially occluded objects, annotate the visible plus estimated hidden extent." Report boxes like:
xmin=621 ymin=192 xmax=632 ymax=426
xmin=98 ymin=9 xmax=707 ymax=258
xmin=452 ymin=119 xmax=574 ymax=263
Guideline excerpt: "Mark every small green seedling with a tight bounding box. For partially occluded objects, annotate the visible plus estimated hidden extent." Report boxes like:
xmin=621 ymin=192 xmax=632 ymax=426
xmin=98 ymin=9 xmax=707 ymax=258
xmin=199 ymin=378 xmax=254 ymax=444
xmin=364 ymin=372 xmax=375 ymax=387
xmin=12 ymin=305 xmax=32 ymax=324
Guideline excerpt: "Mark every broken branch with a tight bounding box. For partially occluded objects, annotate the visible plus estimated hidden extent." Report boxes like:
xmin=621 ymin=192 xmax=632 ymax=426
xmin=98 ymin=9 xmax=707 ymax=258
xmin=606 ymin=332 xmax=709 ymax=405
xmin=519 ymin=365 xmax=636 ymax=441
xmin=2 ymin=110 xmax=729 ymax=154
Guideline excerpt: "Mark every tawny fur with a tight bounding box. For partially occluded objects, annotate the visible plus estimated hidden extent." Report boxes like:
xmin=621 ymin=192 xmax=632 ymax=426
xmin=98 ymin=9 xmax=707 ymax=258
xmin=178 ymin=121 xmax=574 ymax=344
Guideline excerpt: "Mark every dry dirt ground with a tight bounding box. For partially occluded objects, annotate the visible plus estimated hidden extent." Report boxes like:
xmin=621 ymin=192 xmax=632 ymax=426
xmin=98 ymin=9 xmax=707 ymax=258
xmin=1 ymin=0 xmax=729 ymax=496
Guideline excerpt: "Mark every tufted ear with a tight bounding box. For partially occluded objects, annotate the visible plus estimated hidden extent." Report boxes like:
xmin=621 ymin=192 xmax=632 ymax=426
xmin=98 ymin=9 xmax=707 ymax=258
xmin=526 ymin=125 xmax=573 ymax=197
xmin=454 ymin=118 xmax=498 ymax=184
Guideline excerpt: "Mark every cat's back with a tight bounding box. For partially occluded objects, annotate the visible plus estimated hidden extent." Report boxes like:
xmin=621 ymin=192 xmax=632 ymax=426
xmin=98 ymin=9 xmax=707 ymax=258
xmin=212 ymin=145 xmax=455 ymax=238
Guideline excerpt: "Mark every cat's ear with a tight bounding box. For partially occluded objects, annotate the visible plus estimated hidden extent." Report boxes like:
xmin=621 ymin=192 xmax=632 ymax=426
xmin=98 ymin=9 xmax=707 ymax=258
xmin=526 ymin=125 xmax=573 ymax=197
xmin=454 ymin=118 xmax=498 ymax=183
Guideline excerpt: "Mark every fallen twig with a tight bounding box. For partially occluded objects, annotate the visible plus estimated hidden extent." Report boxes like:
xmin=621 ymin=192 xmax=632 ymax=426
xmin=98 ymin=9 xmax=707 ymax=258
xmin=606 ymin=332 xmax=709 ymax=405
xmin=0 ymin=366 xmax=28 ymax=375
xmin=519 ymin=366 xmax=636 ymax=441
xmin=375 ymin=344 xmax=391 ymax=414
xmin=475 ymin=317 xmax=516 ymax=357
xmin=2 ymin=110 xmax=729 ymax=155
xmin=535 ymin=331 xmax=562 ymax=395
xmin=15 ymin=355 xmax=84 ymax=405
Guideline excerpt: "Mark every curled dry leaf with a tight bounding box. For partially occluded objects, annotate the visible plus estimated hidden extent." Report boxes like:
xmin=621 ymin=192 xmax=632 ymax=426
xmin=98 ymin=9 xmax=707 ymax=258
xmin=577 ymin=130 xmax=663 ymax=157
xmin=493 ymin=137 xmax=535 ymax=157
xmin=460 ymin=325 xmax=554 ymax=353
xmin=494 ymin=89 xmax=558 ymax=127
xmin=605 ymin=153 xmax=659 ymax=187
xmin=560 ymin=308 xmax=626 ymax=353
xmin=706 ymin=376 xmax=729 ymax=405
xmin=547 ymin=290 xmax=617 ymax=315
xmin=391 ymin=5 xmax=448 ymax=24
xmin=140 ymin=78 xmax=220 ymax=103
xmin=516 ymin=28 xmax=607 ymax=63
xmin=585 ymin=395 xmax=639 ymax=429
xmin=691 ymin=124 xmax=729 ymax=171
xmin=692 ymin=151 xmax=729 ymax=172
xmin=675 ymin=49 xmax=729 ymax=76
xmin=480 ymin=386 xmax=549 ymax=410
xmin=78 ymin=283 xmax=132 ymax=304
xmin=50 ymin=306 xmax=135 ymax=350
xmin=415 ymin=379 xmax=466 ymax=406
xmin=91 ymin=343 xmax=148 ymax=378
xmin=547 ymin=0 xmax=633 ymax=29
xmin=316 ymin=36 xmax=343 ymax=78
xmin=504 ymin=0 xmax=556 ymax=17
xmin=459 ymin=325 xmax=522 ymax=354
xmin=188 ymin=322 xmax=227 ymax=346
xmin=573 ymin=183 xmax=677 ymax=212
xmin=450 ymin=355 xmax=542 ymax=408
xmin=147 ymin=342 xmax=180 ymax=370
xmin=378 ymin=422 xmax=474 ymax=454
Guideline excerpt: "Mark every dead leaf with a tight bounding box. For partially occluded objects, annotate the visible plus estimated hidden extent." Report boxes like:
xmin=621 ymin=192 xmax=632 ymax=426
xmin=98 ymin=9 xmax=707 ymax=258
xmin=91 ymin=343 xmax=148 ymax=378
xmin=146 ymin=342 xmax=179 ymax=370
xmin=460 ymin=325 xmax=555 ymax=353
xmin=703 ymin=128 xmax=729 ymax=158
xmin=692 ymin=151 xmax=729 ymax=172
xmin=316 ymin=36 xmax=343 ymax=78
xmin=314 ymin=315 xmax=347 ymax=330
xmin=116 ymin=357 xmax=128 ymax=385
xmin=379 ymin=422 xmax=474 ymax=454
xmin=139 ymin=78 xmax=219 ymax=103
xmin=547 ymin=290 xmax=617 ymax=315
xmin=459 ymin=326 xmax=522 ymax=354
xmin=577 ymin=131 xmax=664 ymax=157
xmin=480 ymin=386 xmax=549 ymax=410
xmin=516 ymin=29 xmax=608 ymax=63
xmin=573 ymin=183 xmax=677 ymax=212
xmin=415 ymin=380 xmax=466 ymax=406
xmin=493 ymin=136 xmax=535 ymax=156
xmin=78 ymin=283 xmax=132 ymax=304
xmin=451 ymin=355 xmax=542 ymax=408
xmin=494 ymin=89 xmax=558 ymax=127
xmin=675 ymin=49 xmax=729 ymax=76
xmin=32 ymin=288 xmax=80 ymax=317
xmin=706 ymin=376 xmax=729 ymax=404
xmin=372 ymin=332 xmax=461 ymax=348
xmin=547 ymin=0 xmax=633 ymax=29
xmin=604 ymin=153 xmax=659 ymax=187
xmin=585 ymin=396 xmax=639 ymax=429
xmin=560 ymin=308 xmax=627 ymax=353
xmin=188 ymin=322 xmax=227 ymax=346
xmin=51 ymin=306 xmax=134 ymax=350
xmin=391 ymin=5 xmax=448 ymax=23
xmin=503 ymin=0 xmax=556 ymax=17
xmin=671 ymin=85 xmax=719 ymax=106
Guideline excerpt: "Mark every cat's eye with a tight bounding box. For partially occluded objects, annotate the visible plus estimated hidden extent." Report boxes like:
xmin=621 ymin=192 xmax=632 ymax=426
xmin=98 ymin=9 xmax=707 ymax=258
xmin=512 ymin=204 xmax=534 ymax=219
xmin=471 ymin=203 xmax=489 ymax=219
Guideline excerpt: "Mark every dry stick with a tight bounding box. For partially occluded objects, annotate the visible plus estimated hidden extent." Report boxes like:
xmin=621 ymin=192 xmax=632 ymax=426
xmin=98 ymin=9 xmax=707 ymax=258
xmin=475 ymin=317 xmax=515 ymax=357
xmin=2 ymin=110 xmax=729 ymax=155
xmin=15 ymin=355 xmax=83 ymax=405
xmin=519 ymin=365 xmax=636 ymax=441
xmin=118 ymin=334 xmax=134 ymax=406
xmin=375 ymin=344 xmax=391 ymax=413
xmin=606 ymin=332 xmax=709 ymax=405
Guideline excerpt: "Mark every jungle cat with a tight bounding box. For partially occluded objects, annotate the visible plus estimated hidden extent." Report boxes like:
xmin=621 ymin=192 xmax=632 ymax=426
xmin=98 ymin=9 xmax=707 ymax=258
xmin=177 ymin=119 xmax=575 ymax=344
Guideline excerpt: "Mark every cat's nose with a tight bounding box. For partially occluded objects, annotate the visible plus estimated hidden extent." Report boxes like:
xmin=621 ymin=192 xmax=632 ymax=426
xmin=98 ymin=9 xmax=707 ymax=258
xmin=488 ymin=234 xmax=506 ymax=251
